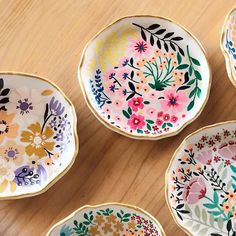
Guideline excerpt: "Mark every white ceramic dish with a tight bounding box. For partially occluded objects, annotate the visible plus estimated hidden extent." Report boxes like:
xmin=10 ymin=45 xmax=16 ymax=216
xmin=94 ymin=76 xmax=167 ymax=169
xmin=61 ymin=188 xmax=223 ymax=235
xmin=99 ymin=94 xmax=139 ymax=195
xmin=0 ymin=72 xmax=78 ymax=199
xmin=166 ymin=121 xmax=236 ymax=235
xmin=79 ymin=15 xmax=211 ymax=140
xmin=47 ymin=203 xmax=166 ymax=236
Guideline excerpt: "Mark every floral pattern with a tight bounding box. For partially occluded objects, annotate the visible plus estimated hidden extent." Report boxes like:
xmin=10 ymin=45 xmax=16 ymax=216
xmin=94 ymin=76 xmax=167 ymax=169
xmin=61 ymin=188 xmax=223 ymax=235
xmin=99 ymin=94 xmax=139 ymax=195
xmin=82 ymin=17 xmax=210 ymax=138
xmin=167 ymin=122 xmax=236 ymax=235
xmin=223 ymin=10 xmax=236 ymax=86
xmin=48 ymin=204 xmax=165 ymax=236
xmin=0 ymin=76 xmax=75 ymax=197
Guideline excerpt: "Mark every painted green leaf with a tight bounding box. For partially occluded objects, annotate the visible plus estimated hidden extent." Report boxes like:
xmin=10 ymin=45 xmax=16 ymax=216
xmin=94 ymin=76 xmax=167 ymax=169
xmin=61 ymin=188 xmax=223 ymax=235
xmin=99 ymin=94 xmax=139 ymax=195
xmin=189 ymin=66 xmax=193 ymax=76
xmin=232 ymin=176 xmax=236 ymax=181
xmin=197 ymin=88 xmax=201 ymax=98
xmin=137 ymin=129 xmax=143 ymax=134
xmin=191 ymin=57 xmax=201 ymax=66
xmin=213 ymin=191 xmax=219 ymax=205
xmin=177 ymin=52 xmax=182 ymax=64
xmin=185 ymin=205 xmax=192 ymax=217
xmin=146 ymin=119 xmax=154 ymax=124
xmin=233 ymin=183 xmax=236 ymax=190
xmin=167 ymin=122 xmax=173 ymax=127
xmin=147 ymin=123 xmax=152 ymax=131
xmin=122 ymin=110 xmax=130 ymax=119
xmin=189 ymin=88 xmax=196 ymax=98
xmin=195 ymin=206 xmax=200 ymax=218
xmin=231 ymin=165 xmax=236 ymax=173
xmin=208 ymin=211 xmax=222 ymax=216
xmin=144 ymin=101 xmax=150 ymax=104
xmin=128 ymin=107 xmax=132 ymax=115
xmin=194 ymin=70 xmax=202 ymax=80
xmin=203 ymin=203 xmax=216 ymax=209
xmin=162 ymin=123 xmax=166 ymax=129
xmin=217 ymin=217 xmax=224 ymax=229
xmin=176 ymin=64 xmax=189 ymax=70
xmin=199 ymin=228 xmax=208 ymax=235
xmin=185 ymin=221 xmax=193 ymax=227
xmin=148 ymin=83 xmax=156 ymax=89
xmin=187 ymin=79 xmax=195 ymax=85
xmin=187 ymin=101 xmax=194 ymax=111
xmin=202 ymin=209 xmax=207 ymax=222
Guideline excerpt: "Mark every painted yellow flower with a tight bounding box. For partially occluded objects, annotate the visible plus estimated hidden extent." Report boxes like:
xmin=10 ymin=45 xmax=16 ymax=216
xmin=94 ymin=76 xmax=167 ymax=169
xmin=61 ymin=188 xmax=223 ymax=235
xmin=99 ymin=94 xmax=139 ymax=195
xmin=0 ymin=140 xmax=24 ymax=166
xmin=113 ymin=221 xmax=124 ymax=232
xmin=106 ymin=214 xmax=117 ymax=223
xmin=0 ymin=111 xmax=19 ymax=144
xmin=102 ymin=222 xmax=112 ymax=234
xmin=88 ymin=225 xmax=100 ymax=236
xmin=94 ymin=215 xmax=105 ymax=225
xmin=0 ymin=158 xmax=16 ymax=192
xmin=21 ymin=122 xmax=54 ymax=158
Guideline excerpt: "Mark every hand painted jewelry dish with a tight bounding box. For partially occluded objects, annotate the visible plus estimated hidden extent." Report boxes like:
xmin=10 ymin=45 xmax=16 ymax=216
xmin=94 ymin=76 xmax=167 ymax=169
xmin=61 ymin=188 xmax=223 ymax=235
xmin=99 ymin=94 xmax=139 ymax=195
xmin=221 ymin=8 xmax=236 ymax=88
xmin=166 ymin=121 xmax=236 ymax=236
xmin=0 ymin=72 xmax=78 ymax=199
xmin=47 ymin=203 xmax=166 ymax=236
xmin=79 ymin=15 xmax=211 ymax=140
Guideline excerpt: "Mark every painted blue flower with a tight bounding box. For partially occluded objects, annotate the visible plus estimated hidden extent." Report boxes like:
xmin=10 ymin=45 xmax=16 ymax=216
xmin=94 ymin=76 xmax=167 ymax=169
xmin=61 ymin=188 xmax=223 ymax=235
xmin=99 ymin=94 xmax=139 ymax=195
xmin=60 ymin=225 xmax=73 ymax=236
xmin=50 ymin=96 xmax=65 ymax=116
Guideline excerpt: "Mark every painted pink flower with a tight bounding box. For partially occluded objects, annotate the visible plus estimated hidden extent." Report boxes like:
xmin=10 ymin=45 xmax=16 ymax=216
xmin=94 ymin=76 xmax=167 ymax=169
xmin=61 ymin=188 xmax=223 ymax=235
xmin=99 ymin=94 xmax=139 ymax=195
xmin=146 ymin=108 xmax=156 ymax=117
xmin=149 ymin=91 xmax=157 ymax=99
xmin=114 ymin=115 xmax=122 ymax=123
xmin=163 ymin=113 xmax=170 ymax=121
xmin=183 ymin=177 xmax=207 ymax=204
xmin=102 ymin=106 xmax=111 ymax=114
xmin=128 ymin=97 xmax=144 ymax=112
xmin=156 ymin=119 xmax=163 ymax=126
xmin=117 ymin=87 xmax=126 ymax=97
xmin=127 ymin=114 xmax=145 ymax=130
xmin=196 ymin=150 xmax=213 ymax=165
xmin=157 ymin=111 xmax=163 ymax=118
xmin=117 ymin=68 xmax=130 ymax=80
xmin=113 ymin=99 xmax=123 ymax=109
xmin=160 ymin=89 xmax=188 ymax=114
xmin=130 ymin=38 xmax=151 ymax=58
xmin=218 ymin=141 xmax=236 ymax=160
xmin=171 ymin=115 xmax=178 ymax=123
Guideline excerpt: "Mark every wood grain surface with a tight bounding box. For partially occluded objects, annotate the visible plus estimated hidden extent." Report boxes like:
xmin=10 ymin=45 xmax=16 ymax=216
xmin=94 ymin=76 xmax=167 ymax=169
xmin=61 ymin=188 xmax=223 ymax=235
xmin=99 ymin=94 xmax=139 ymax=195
xmin=0 ymin=0 xmax=235 ymax=235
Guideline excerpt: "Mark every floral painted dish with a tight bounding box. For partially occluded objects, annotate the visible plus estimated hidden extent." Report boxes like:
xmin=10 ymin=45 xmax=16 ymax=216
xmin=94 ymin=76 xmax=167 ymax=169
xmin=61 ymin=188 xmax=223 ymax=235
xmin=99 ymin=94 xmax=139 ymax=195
xmin=79 ymin=15 xmax=211 ymax=140
xmin=166 ymin=121 xmax=236 ymax=235
xmin=221 ymin=8 xmax=236 ymax=88
xmin=47 ymin=203 xmax=166 ymax=236
xmin=0 ymin=72 xmax=78 ymax=199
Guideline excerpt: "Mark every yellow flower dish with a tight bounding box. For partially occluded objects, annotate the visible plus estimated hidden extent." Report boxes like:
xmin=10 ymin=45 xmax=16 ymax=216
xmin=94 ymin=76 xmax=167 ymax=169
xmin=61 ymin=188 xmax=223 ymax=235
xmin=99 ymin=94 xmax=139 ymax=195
xmin=0 ymin=72 xmax=78 ymax=199
xmin=47 ymin=203 xmax=166 ymax=236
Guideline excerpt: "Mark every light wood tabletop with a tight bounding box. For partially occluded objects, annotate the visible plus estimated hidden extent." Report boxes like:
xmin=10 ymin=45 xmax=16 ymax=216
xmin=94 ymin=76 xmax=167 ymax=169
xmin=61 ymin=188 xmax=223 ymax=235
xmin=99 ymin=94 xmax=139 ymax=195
xmin=0 ymin=0 xmax=235 ymax=235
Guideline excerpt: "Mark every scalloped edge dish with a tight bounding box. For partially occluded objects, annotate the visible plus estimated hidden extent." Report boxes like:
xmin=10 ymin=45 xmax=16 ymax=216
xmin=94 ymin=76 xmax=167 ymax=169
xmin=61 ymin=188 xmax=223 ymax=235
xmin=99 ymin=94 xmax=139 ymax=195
xmin=0 ymin=72 xmax=79 ymax=200
xmin=166 ymin=121 xmax=236 ymax=235
xmin=78 ymin=15 xmax=211 ymax=140
xmin=221 ymin=7 xmax=236 ymax=88
xmin=47 ymin=202 xmax=166 ymax=236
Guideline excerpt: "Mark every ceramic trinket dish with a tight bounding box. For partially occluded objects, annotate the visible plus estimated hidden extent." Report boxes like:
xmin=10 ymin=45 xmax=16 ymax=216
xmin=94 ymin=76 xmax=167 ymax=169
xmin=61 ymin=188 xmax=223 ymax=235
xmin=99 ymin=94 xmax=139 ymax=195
xmin=0 ymin=72 xmax=78 ymax=199
xmin=47 ymin=203 xmax=166 ymax=236
xmin=79 ymin=15 xmax=211 ymax=140
xmin=221 ymin=8 xmax=236 ymax=88
xmin=166 ymin=121 xmax=236 ymax=235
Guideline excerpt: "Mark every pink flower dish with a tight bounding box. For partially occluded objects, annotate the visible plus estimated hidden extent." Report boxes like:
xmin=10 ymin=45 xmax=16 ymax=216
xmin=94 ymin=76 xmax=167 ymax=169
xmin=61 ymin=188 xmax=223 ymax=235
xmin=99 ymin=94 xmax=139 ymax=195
xmin=166 ymin=121 xmax=236 ymax=235
xmin=79 ymin=15 xmax=211 ymax=140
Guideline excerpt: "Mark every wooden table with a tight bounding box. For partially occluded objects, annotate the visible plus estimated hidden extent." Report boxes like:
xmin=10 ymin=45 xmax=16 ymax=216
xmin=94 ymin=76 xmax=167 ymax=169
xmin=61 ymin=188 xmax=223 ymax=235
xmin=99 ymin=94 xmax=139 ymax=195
xmin=0 ymin=0 xmax=235 ymax=235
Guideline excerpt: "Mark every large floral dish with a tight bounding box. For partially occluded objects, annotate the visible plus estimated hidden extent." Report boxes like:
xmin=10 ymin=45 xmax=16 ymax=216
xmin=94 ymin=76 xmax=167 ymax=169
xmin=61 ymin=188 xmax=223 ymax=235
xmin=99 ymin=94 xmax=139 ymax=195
xmin=0 ymin=72 xmax=78 ymax=199
xmin=79 ymin=15 xmax=211 ymax=140
xmin=221 ymin=8 xmax=236 ymax=88
xmin=47 ymin=203 xmax=166 ymax=236
xmin=166 ymin=121 xmax=236 ymax=235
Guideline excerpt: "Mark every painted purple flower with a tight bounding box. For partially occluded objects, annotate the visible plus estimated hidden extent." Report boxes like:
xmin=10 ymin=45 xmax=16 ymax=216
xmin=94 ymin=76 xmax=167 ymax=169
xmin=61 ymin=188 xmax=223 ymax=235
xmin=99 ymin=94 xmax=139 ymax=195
xmin=56 ymin=132 xmax=64 ymax=142
xmin=14 ymin=165 xmax=46 ymax=186
xmin=49 ymin=96 xmax=65 ymax=116
xmin=49 ymin=118 xmax=57 ymax=129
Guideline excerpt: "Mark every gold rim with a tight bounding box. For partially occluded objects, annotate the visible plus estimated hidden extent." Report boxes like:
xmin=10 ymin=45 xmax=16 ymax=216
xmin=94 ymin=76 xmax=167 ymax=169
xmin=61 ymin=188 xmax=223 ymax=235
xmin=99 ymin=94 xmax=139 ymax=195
xmin=46 ymin=202 xmax=166 ymax=236
xmin=220 ymin=7 xmax=236 ymax=88
xmin=78 ymin=14 xmax=212 ymax=140
xmin=165 ymin=120 xmax=236 ymax=236
xmin=0 ymin=71 xmax=79 ymax=200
